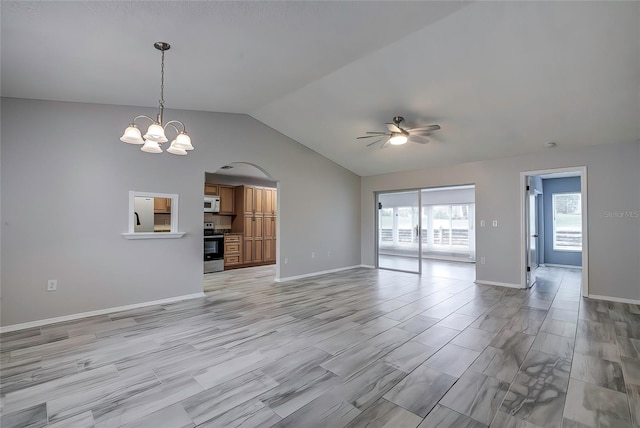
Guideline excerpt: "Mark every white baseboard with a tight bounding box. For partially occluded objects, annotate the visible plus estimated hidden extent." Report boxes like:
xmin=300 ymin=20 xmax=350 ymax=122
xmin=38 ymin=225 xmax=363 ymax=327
xmin=0 ymin=292 xmax=206 ymax=333
xmin=275 ymin=265 xmax=365 ymax=282
xmin=474 ymin=280 xmax=524 ymax=289
xmin=360 ymin=264 xmax=375 ymax=269
xmin=588 ymin=294 xmax=640 ymax=305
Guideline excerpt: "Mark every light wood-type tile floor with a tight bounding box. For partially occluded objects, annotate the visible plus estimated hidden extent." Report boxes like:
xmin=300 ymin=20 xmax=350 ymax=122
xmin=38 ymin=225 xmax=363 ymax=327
xmin=2 ymin=261 xmax=639 ymax=427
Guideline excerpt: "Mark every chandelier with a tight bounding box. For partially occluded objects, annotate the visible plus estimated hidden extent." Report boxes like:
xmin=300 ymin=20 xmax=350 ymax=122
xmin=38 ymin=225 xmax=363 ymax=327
xmin=120 ymin=42 xmax=194 ymax=155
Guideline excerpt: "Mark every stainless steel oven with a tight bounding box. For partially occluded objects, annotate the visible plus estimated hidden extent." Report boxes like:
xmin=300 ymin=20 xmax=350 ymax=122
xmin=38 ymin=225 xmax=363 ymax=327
xmin=204 ymin=224 xmax=224 ymax=273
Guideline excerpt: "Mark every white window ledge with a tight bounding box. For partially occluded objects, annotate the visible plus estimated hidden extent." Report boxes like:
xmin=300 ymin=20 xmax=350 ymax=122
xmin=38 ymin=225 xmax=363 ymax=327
xmin=121 ymin=232 xmax=185 ymax=240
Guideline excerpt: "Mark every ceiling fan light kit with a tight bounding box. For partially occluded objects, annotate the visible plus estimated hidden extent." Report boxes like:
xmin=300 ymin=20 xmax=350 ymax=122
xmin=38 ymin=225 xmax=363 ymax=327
xmin=389 ymin=134 xmax=408 ymax=145
xmin=357 ymin=115 xmax=441 ymax=149
xmin=120 ymin=42 xmax=194 ymax=155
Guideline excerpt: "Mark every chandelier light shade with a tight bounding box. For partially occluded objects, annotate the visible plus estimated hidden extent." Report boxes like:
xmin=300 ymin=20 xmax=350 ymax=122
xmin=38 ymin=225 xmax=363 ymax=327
xmin=120 ymin=42 xmax=194 ymax=155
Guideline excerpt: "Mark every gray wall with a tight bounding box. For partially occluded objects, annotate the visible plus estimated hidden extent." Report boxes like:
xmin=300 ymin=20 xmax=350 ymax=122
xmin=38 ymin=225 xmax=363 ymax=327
xmin=1 ymin=97 xmax=361 ymax=326
xmin=361 ymin=141 xmax=640 ymax=300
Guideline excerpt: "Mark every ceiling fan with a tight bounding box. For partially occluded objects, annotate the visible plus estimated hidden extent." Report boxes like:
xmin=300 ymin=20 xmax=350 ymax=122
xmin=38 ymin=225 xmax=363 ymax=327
xmin=357 ymin=116 xmax=441 ymax=148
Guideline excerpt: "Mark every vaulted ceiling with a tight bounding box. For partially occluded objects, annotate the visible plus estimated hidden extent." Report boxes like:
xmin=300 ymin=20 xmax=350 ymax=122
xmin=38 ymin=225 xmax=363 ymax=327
xmin=2 ymin=1 xmax=638 ymax=176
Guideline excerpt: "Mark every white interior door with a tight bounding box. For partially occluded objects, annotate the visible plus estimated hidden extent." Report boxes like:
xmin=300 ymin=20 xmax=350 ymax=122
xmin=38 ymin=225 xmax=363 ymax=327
xmin=526 ymin=177 xmax=539 ymax=287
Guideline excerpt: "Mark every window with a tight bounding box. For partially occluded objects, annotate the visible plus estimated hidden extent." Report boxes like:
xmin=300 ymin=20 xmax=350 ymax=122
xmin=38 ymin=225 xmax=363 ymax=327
xmin=122 ymin=191 xmax=184 ymax=240
xmin=552 ymin=192 xmax=582 ymax=251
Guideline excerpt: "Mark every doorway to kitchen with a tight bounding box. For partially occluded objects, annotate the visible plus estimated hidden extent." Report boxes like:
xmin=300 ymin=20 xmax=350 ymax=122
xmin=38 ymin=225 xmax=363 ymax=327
xmin=376 ymin=185 xmax=476 ymax=276
xmin=521 ymin=167 xmax=588 ymax=295
xmin=203 ymin=162 xmax=279 ymax=291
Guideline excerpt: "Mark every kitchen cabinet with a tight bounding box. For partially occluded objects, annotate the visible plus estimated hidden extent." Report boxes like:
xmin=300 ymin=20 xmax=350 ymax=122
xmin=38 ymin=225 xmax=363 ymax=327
xmin=243 ymin=238 xmax=263 ymax=264
xmin=243 ymin=216 xmax=254 ymax=239
xmin=243 ymin=186 xmax=255 ymax=213
xmin=219 ymin=185 xmax=235 ymax=214
xmin=224 ymin=234 xmax=242 ymax=268
xmin=253 ymin=216 xmax=264 ymax=239
xmin=263 ymin=216 xmax=276 ymax=262
xmin=254 ymin=187 xmax=264 ymax=215
xmin=237 ymin=185 xmax=267 ymax=215
xmin=264 ymin=188 xmax=277 ymax=215
xmin=231 ymin=185 xmax=276 ymax=268
xmin=253 ymin=239 xmax=264 ymax=263
xmin=264 ymin=237 xmax=276 ymax=262
xmin=243 ymin=238 xmax=253 ymax=263
xmin=241 ymin=216 xmax=263 ymax=263
xmin=272 ymin=189 xmax=277 ymax=214
xmin=264 ymin=216 xmax=276 ymax=239
xmin=204 ymin=183 xmax=218 ymax=196
xmin=153 ymin=197 xmax=171 ymax=213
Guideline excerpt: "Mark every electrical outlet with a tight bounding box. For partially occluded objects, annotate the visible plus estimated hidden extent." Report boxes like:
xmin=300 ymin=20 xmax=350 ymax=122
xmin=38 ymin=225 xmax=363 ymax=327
xmin=480 ymin=257 xmax=486 ymax=265
xmin=47 ymin=280 xmax=57 ymax=291
xmin=492 ymin=220 xmax=498 ymax=227
xmin=327 ymin=251 xmax=331 ymax=257
xmin=480 ymin=220 xmax=485 ymax=227
xmin=311 ymin=252 xmax=316 ymax=259
xmin=284 ymin=257 xmax=289 ymax=264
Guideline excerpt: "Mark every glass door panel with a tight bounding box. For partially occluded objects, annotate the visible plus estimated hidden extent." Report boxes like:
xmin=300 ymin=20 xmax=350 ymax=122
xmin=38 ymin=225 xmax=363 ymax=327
xmin=377 ymin=191 xmax=421 ymax=273
xmin=421 ymin=190 xmax=476 ymax=261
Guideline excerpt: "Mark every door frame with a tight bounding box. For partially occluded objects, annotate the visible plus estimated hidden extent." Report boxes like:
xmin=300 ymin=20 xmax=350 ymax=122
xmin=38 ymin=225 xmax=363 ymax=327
xmin=375 ymin=189 xmax=422 ymax=274
xmin=519 ymin=166 xmax=588 ymax=296
xmin=525 ymin=177 xmax=542 ymax=288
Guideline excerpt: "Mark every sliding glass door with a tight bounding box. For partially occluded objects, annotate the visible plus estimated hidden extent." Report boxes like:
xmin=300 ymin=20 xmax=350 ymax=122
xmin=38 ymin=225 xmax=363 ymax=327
xmin=377 ymin=190 xmax=421 ymax=273
xmin=420 ymin=201 xmax=476 ymax=261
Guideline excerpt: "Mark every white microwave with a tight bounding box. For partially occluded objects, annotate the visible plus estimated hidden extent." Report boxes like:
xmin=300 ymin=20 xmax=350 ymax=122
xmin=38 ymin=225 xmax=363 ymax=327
xmin=204 ymin=196 xmax=220 ymax=213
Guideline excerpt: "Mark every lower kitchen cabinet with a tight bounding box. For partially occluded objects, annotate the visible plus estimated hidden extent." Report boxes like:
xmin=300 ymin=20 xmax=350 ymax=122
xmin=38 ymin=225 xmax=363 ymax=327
xmin=224 ymin=234 xmax=242 ymax=269
xmin=243 ymin=239 xmax=263 ymax=264
xmin=243 ymin=238 xmax=253 ymax=263
xmin=254 ymin=239 xmax=263 ymax=263
xmin=264 ymin=237 xmax=276 ymax=262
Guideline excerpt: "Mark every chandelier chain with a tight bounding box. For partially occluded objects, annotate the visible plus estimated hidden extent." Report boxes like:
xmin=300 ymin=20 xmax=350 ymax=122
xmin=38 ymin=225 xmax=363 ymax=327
xmin=159 ymin=48 xmax=165 ymax=112
xmin=120 ymin=41 xmax=193 ymax=155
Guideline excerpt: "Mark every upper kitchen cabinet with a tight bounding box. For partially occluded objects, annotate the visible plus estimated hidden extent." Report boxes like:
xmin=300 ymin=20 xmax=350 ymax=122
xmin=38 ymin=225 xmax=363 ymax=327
xmin=242 ymin=186 xmax=255 ymax=214
xmin=235 ymin=185 xmax=275 ymax=215
xmin=254 ymin=187 xmax=264 ymax=215
xmin=264 ymin=188 xmax=277 ymax=215
xmin=153 ymin=197 xmax=171 ymax=213
xmin=204 ymin=183 xmax=218 ymax=196
xmin=218 ymin=185 xmax=235 ymax=215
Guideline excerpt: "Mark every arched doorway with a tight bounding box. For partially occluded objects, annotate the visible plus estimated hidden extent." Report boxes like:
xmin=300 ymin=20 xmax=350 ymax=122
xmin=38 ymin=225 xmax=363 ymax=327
xmin=203 ymin=163 xmax=279 ymax=290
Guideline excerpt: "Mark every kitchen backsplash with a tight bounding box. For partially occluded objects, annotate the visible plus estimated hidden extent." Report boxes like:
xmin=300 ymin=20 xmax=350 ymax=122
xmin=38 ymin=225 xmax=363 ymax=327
xmin=154 ymin=212 xmax=171 ymax=226
xmin=204 ymin=213 xmax=233 ymax=227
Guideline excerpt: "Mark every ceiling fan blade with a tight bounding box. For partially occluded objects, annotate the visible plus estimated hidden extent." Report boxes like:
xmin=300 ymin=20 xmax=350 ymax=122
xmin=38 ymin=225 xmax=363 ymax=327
xmin=410 ymin=135 xmax=430 ymax=144
xmin=407 ymin=124 xmax=441 ymax=132
xmin=365 ymin=131 xmax=389 ymax=135
xmin=357 ymin=135 xmax=386 ymax=139
xmin=366 ymin=139 xmax=384 ymax=147
xmin=408 ymin=129 xmax=435 ymax=136
xmin=385 ymin=123 xmax=402 ymax=133
xmin=379 ymin=138 xmax=391 ymax=149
